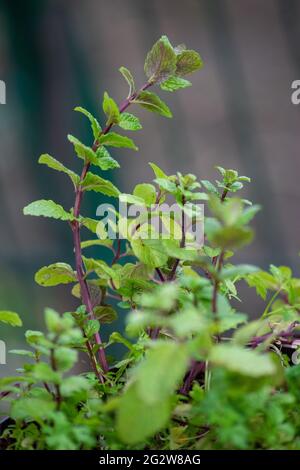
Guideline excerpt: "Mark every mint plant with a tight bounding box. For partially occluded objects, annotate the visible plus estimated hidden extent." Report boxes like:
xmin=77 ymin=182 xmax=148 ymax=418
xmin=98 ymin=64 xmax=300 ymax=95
xmin=1 ymin=36 xmax=300 ymax=450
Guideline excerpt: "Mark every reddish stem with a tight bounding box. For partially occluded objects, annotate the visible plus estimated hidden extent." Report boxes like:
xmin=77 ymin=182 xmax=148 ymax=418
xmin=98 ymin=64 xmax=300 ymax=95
xmin=71 ymin=80 xmax=153 ymax=375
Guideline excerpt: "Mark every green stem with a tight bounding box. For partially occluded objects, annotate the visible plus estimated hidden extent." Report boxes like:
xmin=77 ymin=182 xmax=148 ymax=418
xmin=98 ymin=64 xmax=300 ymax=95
xmin=262 ymin=287 xmax=283 ymax=318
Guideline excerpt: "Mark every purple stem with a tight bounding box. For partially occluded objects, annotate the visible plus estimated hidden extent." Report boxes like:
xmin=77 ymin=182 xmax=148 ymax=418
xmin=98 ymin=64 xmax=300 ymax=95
xmin=71 ymin=81 xmax=153 ymax=375
xmin=250 ymin=321 xmax=298 ymax=348
xmin=180 ymin=360 xmax=205 ymax=395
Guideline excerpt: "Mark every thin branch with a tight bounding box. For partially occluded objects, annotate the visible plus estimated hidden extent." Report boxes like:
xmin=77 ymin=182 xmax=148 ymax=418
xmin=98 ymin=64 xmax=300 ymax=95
xmin=212 ymin=250 xmax=224 ymax=315
xmin=212 ymin=187 xmax=228 ymax=266
xmin=111 ymin=238 xmax=121 ymax=265
xmin=83 ymin=330 xmax=104 ymax=384
xmin=50 ymin=349 xmax=62 ymax=410
xmin=180 ymin=360 xmax=205 ymax=395
xmin=168 ymin=196 xmax=186 ymax=281
xmin=250 ymin=321 xmax=298 ymax=348
xmin=155 ymin=267 xmax=165 ymax=282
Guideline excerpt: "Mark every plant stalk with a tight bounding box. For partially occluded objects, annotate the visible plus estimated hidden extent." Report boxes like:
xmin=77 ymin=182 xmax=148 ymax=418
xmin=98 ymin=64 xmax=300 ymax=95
xmin=71 ymin=80 xmax=153 ymax=376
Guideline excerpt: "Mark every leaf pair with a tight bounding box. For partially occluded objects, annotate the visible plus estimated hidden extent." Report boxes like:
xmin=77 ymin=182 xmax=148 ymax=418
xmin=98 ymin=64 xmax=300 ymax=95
xmin=144 ymin=35 xmax=203 ymax=86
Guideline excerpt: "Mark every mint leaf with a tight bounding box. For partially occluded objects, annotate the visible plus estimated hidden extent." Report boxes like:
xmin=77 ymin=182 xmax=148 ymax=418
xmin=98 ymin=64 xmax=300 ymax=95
xmin=117 ymin=383 xmax=171 ymax=445
xmin=11 ymin=398 xmax=56 ymax=421
xmin=23 ymin=199 xmax=74 ymax=221
xmin=136 ymin=342 xmax=189 ymax=404
xmin=38 ymin=154 xmax=79 ymax=187
xmin=60 ymin=376 xmax=91 ymax=397
xmin=67 ymin=134 xmax=97 ymax=164
xmin=134 ymin=91 xmax=172 ymax=118
xmin=96 ymin=146 xmax=120 ymax=170
xmin=118 ymin=112 xmax=142 ymax=131
xmin=119 ymin=193 xmax=146 ymax=206
xmin=149 ymin=162 xmax=168 ymax=179
xmin=201 ymin=179 xmax=219 ymax=195
xmin=102 ymin=92 xmax=120 ymax=126
xmin=209 ymin=344 xmax=276 ymax=377
xmin=131 ymin=237 xmax=168 ymax=268
xmin=220 ymin=264 xmax=259 ymax=280
xmin=94 ymin=306 xmax=118 ymax=324
xmin=119 ymin=66 xmax=135 ymax=97
xmin=81 ymin=239 xmax=113 ymax=249
xmin=74 ymin=107 xmax=101 ymax=140
xmin=85 ymin=319 xmax=100 ymax=338
xmin=81 ymin=172 xmax=120 ymax=197
xmin=80 ymin=217 xmax=101 ymax=234
xmin=100 ymin=132 xmax=138 ymax=150
xmin=0 ymin=310 xmax=22 ymax=327
xmin=160 ymin=76 xmax=192 ymax=92
xmin=133 ymin=183 xmax=156 ymax=206
xmin=144 ymin=35 xmax=177 ymax=84
xmin=35 ymin=263 xmax=76 ymax=287
xmin=176 ymin=50 xmax=203 ymax=76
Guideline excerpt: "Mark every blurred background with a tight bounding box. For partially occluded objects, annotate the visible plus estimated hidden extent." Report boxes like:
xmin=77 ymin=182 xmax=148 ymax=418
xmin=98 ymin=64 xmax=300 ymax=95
xmin=1 ymin=0 xmax=300 ymax=375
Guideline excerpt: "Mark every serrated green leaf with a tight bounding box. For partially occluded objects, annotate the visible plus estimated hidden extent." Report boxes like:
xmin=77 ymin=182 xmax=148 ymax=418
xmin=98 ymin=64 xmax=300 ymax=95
xmin=100 ymin=132 xmax=138 ymax=150
xmin=201 ymin=180 xmax=219 ymax=195
xmin=215 ymin=165 xmax=226 ymax=177
xmin=68 ymin=134 xmax=119 ymax=170
xmin=94 ymin=306 xmax=117 ymax=324
xmin=246 ymin=271 xmax=278 ymax=300
xmin=60 ymin=376 xmax=91 ymax=397
xmin=209 ymin=196 xmax=243 ymax=226
xmin=23 ymin=200 xmax=74 ymax=221
xmin=176 ymin=50 xmax=203 ymax=76
xmin=149 ymin=162 xmax=168 ymax=179
xmin=47 ymin=308 xmax=75 ymax=336
xmin=209 ymin=344 xmax=276 ymax=377
xmin=0 ymin=310 xmax=22 ymax=327
xmin=223 ymin=169 xmax=238 ymax=184
xmin=117 ymin=383 xmax=171 ymax=444
xmin=35 ymin=263 xmax=76 ymax=287
xmin=31 ymin=362 xmax=61 ymax=383
xmin=119 ymin=193 xmax=146 ymax=206
xmin=11 ymin=398 xmax=56 ymax=421
xmin=53 ymin=347 xmax=77 ymax=372
xmin=102 ymin=92 xmax=120 ymax=126
xmin=96 ymin=146 xmax=120 ymax=170
xmin=220 ymin=264 xmax=259 ymax=280
xmin=81 ymin=172 xmax=120 ymax=197
xmin=154 ymin=177 xmax=177 ymax=193
xmin=229 ymin=181 xmax=243 ymax=192
xmin=131 ymin=237 xmax=168 ymax=268
xmin=67 ymin=134 xmax=97 ymax=164
xmin=136 ymin=342 xmax=189 ymax=404
xmin=210 ymin=226 xmax=254 ymax=250
xmin=133 ymin=183 xmax=156 ymax=206
xmin=118 ymin=112 xmax=142 ymax=131
xmin=119 ymin=66 xmax=135 ymax=97
xmin=236 ymin=204 xmax=261 ymax=226
xmin=134 ymin=91 xmax=172 ymax=118
xmin=144 ymin=35 xmax=177 ymax=84
xmin=81 ymin=239 xmax=113 ymax=249
xmin=143 ymin=239 xmax=198 ymax=262
xmin=160 ymin=75 xmax=192 ymax=91
xmin=25 ymin=330 xmax=44 ymax=345
xmin=38 ymin=154 xmax=79 ymax=187
xmin=80 ymin=217 xmax=102 ymax=234
xmin=74 ymin=107 xmax=101 ymax=140
xmin=85 ymin=319 xmax=100 ymax=338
